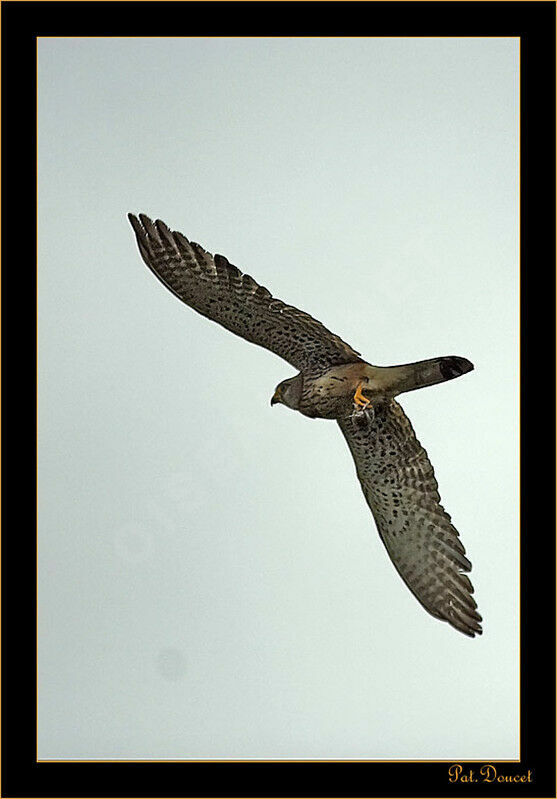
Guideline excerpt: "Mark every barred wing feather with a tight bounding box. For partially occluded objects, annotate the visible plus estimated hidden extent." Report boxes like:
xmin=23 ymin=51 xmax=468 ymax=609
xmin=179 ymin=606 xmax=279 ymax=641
xmin=338 ymin=401 xmax=482 ymax=637
xmin=129 ymin=214 xmax=361 ymax=373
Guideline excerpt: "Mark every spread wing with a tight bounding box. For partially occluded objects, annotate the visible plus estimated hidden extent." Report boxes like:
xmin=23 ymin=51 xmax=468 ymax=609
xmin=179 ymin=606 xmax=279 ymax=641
xmin=128 ymin=214 xmax=361 ymax=373
xmin=338 ymin=401 xmax=482 ymax=637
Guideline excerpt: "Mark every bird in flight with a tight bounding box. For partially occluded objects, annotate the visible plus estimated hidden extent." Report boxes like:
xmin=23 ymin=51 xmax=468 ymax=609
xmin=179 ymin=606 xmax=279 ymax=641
xmin=129 ymin=213 xmax=482 ymax=637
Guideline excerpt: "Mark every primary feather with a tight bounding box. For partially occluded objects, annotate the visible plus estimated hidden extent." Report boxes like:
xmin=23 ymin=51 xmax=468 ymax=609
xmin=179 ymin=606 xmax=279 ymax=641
xmin=128 ymin=213 xmax=361 ymax=373
xmin=338 ymin=402 xmax=482 ymax=637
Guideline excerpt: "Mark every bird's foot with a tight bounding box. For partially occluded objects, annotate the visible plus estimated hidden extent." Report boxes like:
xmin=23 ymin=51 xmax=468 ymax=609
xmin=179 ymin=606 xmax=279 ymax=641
xmin=353 ymin=380 xmax=372 ymax=410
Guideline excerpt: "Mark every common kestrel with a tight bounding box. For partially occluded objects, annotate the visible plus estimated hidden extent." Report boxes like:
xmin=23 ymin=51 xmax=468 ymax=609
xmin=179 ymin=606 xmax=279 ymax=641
xmin=129 ymin=213 xmax=482 ymax=637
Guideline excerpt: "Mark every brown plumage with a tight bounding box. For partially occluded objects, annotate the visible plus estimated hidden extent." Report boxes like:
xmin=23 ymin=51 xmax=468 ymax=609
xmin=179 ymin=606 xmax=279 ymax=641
xmin=338 ymin=403 xmax=481 ymax=637
xmin=129 ymin=213 xmax=482 ymax=637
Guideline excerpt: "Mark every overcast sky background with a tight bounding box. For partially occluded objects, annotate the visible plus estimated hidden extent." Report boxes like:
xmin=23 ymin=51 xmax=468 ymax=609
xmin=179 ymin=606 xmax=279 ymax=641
xmin=38 ymin=37 xmax=519 ymax=760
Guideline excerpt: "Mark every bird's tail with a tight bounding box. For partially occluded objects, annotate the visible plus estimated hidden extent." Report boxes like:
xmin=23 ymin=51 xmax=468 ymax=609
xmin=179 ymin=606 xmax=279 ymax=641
xmin=369 ymin=356 xmax=474 ymax=397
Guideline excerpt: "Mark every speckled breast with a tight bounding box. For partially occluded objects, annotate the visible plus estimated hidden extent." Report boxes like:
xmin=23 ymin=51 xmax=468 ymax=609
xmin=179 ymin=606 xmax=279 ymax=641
xmin=298 ymin=362 xmax=370 ymax=419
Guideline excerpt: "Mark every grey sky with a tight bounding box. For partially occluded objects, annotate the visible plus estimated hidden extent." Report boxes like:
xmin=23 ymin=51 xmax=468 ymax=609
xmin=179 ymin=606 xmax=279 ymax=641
xmin=38 ymin=37 xmax=519 ymax=760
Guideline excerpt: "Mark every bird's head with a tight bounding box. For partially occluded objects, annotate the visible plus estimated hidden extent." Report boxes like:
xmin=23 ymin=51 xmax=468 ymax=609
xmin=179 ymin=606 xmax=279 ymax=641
xmin=270 ymin=374 xmax=303 ymax=411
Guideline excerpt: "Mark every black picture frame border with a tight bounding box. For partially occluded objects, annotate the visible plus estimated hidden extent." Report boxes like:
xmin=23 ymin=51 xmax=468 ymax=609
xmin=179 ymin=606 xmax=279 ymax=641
xmin=2 ymin=1 xmax=555 ymax=797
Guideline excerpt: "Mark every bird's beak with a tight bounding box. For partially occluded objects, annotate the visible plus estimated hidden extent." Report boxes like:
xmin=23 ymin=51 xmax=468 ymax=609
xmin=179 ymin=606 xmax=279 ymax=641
xmin=270 ymin=389 xmax=281 ymax=406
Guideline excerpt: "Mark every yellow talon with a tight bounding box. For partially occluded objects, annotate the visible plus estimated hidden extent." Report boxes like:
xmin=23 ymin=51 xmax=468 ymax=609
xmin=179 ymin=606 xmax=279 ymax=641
xmin=353 ymin=380 xmax=372 ymax=409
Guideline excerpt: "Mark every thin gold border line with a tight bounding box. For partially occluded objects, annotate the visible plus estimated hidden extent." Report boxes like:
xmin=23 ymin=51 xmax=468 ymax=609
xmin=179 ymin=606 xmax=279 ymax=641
xmin=35 ymin=32 xmax=522 ymax=766
xmin=13 ymin=0 xmax=557 ymax=4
